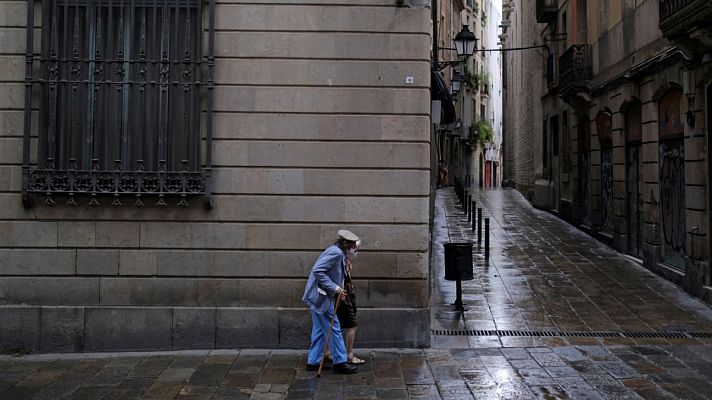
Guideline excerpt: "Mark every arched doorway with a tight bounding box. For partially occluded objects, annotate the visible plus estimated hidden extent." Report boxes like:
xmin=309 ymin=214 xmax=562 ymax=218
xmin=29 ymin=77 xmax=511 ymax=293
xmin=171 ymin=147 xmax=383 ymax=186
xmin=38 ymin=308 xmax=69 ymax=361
xmin=578 ymin=117 xmax=592 ymax=227
xmin=596 ymin=111 xmax=614 ymax=234
xmin=624 ymin=101 xmax=643 ymax=258
xmin=707 ymin=83 xmax=712 ymax=284
xmin=658 ymin=89 xmax=686 ymax=269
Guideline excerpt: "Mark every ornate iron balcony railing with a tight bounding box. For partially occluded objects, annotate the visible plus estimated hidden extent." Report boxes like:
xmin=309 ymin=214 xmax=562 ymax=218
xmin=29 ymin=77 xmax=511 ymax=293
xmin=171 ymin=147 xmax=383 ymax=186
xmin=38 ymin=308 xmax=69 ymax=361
xmin=558 ymin=44 xmax=592 ymax=91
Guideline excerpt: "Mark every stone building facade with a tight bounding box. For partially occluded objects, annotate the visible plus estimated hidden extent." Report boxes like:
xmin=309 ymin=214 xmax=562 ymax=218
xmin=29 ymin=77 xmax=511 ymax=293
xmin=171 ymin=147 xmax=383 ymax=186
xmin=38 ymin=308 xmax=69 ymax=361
xmin=501 ymin=0 xmax=543 ymax=199
xmin=0 ymin=0 xmax=432 ymax=352
xmin=436 ymin=0 xmax=501 ymax=191
xmin=503 ymin=0 xmax=712 ymax=303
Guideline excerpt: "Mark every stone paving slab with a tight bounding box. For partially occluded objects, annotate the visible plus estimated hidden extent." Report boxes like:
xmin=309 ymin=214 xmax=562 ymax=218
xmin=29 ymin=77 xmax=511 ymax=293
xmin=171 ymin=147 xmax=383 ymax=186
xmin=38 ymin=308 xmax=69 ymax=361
xmin=2 ymin=188 xmax=712 ymax=399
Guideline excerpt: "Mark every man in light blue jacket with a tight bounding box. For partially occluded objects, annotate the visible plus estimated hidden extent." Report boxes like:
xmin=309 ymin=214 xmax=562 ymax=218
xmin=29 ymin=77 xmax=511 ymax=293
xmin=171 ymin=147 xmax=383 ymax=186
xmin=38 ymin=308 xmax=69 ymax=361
xmin=302 ymin=230 xmax=360 ymax=374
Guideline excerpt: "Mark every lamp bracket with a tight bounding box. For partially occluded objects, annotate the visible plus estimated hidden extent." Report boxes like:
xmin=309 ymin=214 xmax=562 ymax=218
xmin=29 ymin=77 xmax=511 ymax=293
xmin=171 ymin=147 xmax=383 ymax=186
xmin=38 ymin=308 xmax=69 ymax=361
xmin=433 ymin=60 xmax=463 ymax=71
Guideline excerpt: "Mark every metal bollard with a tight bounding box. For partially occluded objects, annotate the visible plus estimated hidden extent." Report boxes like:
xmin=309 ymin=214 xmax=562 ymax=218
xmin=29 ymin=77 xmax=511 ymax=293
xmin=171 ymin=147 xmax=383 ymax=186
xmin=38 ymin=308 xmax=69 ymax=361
xmin=471 ymin=201 xmax=476 ymax=232
xmin=467 ymin=196 xmax=472 ymax=221
xmin=485 ymin=217 xmax=490 ymax=259
xmin=477 ymin=208 xmax=482 ymax=244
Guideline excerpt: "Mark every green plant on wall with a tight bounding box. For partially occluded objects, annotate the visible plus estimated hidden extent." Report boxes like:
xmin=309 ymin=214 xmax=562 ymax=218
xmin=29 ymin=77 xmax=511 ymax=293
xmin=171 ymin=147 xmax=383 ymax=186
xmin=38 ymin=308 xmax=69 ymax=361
xmin=461 ymin=64 xmax=479 ymax=91
xmin=470 ymin=119 xmax=493 ymax=145
xmin=480 ymin=72 xmax=490 ymax=93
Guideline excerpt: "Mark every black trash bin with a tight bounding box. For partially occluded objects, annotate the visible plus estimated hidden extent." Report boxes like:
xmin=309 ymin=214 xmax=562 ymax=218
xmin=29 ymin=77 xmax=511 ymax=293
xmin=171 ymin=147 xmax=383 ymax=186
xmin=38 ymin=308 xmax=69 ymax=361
xmin=444 ymin=242 xmax=473 ymax=281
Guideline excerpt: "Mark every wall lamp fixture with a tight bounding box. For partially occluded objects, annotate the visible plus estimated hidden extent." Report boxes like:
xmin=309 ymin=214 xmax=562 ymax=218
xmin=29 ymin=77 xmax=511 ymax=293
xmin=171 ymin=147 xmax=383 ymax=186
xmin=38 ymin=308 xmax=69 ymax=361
xmin=450 ymin=70 xmax=464 ymax=95
xmin=395 ymin=0 xmax=431 ymax=8
xmin=433 ymin=25 xmax=478 ymax=71
xmin=683 ymin=70 xmax=696 ymax=130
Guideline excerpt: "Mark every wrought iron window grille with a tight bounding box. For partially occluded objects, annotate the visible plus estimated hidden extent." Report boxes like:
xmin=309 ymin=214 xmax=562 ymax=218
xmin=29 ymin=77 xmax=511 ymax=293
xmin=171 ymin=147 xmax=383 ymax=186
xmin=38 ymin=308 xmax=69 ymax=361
xmin=22 ymin=0 xmax=216 ymax=209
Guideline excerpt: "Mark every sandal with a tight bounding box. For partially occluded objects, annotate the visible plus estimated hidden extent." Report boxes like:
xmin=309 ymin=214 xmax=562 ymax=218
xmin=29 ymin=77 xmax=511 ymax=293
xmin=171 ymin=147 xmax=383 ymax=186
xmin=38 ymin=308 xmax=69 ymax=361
xmin=348 ymin=355 xmax=366 ymax=365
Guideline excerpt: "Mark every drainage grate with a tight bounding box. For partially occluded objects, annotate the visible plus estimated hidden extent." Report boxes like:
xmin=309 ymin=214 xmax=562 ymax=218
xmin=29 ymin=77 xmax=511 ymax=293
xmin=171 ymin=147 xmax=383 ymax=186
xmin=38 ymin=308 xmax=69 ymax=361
xmin=689 ymin=332 xmax=712 ymax=339
xmin=431 ymin=329 xmax=711 ymax=339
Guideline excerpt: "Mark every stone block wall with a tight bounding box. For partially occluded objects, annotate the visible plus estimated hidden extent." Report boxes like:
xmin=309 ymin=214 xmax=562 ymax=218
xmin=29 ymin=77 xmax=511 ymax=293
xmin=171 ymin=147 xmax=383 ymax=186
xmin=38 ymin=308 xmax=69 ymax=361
xmin=0 ymin=0 xmax=432 ymax=352
xmin=580 ymin=0 xmax=712 ymax=299
xmin=502 ymin=0 xmax=542 ymax=197
xmin=508 ymin=0 xmax=712 ymax=304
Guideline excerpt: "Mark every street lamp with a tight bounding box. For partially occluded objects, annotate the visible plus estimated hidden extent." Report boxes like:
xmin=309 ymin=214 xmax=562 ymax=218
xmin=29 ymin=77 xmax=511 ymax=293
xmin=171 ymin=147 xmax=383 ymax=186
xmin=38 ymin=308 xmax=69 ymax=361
xmin=450 ymin=70 xmax=464 ymax=95
xmin=454 ymin=25 xmax=477 ymax=58
xmin=433 ymin=25 xmax=478 ymax=71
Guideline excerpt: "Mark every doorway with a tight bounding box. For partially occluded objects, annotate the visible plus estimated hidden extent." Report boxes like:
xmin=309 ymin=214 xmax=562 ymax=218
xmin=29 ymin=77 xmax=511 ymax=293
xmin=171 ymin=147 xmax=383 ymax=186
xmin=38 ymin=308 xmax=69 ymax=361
xmin=707 ymin=83 xmax=712 ymax=283
xmin=596 ymin=111 xmax=614 ymax=234
xmin=578 ymin=118 xmax=592 ymax=227
xmin=625 ymin=102 xmax=643 ymax=258
xmin=658 ymin=89 xmax=686 ymax=270
xmin=551 ymin=115 xmax=560 ymax=212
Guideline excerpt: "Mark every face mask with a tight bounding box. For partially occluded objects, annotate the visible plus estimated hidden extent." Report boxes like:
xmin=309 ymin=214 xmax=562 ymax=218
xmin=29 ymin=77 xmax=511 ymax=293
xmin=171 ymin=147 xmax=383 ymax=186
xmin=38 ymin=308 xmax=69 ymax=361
xmin=348 ymin=248 xmax=358 ymax=258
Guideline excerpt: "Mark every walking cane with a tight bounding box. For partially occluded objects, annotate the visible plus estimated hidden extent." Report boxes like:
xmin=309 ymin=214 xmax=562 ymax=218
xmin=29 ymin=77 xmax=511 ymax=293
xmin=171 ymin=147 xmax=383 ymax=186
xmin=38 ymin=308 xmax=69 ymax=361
xmin=316 ymin=295 xmax=341 ymax=377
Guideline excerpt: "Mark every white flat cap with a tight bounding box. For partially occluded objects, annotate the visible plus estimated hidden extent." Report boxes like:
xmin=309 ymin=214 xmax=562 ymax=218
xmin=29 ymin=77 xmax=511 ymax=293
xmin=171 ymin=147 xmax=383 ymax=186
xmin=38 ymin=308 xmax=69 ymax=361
xmin=337 ymin=229 xmax=360 ymax=242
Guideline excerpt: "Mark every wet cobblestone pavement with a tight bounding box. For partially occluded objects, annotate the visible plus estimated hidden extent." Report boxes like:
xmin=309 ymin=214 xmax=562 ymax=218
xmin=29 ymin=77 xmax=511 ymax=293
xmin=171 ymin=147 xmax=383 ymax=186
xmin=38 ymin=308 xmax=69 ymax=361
xmin=2 ymin=188 xmax=712 ymax=399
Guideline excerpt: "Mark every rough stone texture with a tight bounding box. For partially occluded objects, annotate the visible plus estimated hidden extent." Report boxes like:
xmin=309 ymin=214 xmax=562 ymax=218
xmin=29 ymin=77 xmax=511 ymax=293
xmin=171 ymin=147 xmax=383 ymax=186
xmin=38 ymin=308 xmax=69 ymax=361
xmin=84 ymin=307 xmax=173 ymax=351
xmin=0 ymin=306 xmax=41 ymax=352
xmin=58 ymin=222 xmax=96 ymax=247
xmin=0 ymin=277 xmax=100 ymax=305
xmin=216 ymin=308 xmax=280 ymax=349
xmin=214 ymin=31 xmax=429 ymax=60
xmin=0 ymin=1 xmax=433 ymax=351
xmin=39 ymin=306 xmax=85 ymax=353
xmin=213 ymin=169 xmax=430 ymax=196
xmin=363 ymin=280 xmax=429 ymax=308
xmin=197 ymin=279 xmax=304 ymax=308
xmin=214 ymin=4 xmax=428 ymax=33
xmin=172 ymin=308 xmax=217 ymax=350
xmin=119 ymin=250 xmax=158 ymax=276
xmin=0 ymin=249 xmax=75 ymax=275
xmin=99 ymin=278 xmax=200 ymax=306
xmin=95 ymin=222 xmax=140 ymax=248
xmin=213 ymin=114 xmax=429 ymax=141
xmin=357 ymin=308 xmax=429 ymax=348
xmin=277 ymin=308 xmax=311 ymax=349
xmin=215 ymin=59 xmax=429 ymax=87
xmin=77 ymin=250 xmax=119 ymax=276
xmin=0 ymin=221 xmax=57 ymax=247
xmin=213 ymin=142 xmax=429 ymax=169
xmin=0 ymin=168 xmax=22 ymax=195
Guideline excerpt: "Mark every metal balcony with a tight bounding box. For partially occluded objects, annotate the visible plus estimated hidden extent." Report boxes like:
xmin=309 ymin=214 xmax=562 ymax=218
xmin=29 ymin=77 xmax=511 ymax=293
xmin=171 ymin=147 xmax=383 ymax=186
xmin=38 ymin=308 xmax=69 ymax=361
xmin=536 ymin=0 xmax=557 ymax=24
xmin=659 ymin=0 xmax=712 ymax=43
xmin=558 ymin=44 xmax=592 ymax=96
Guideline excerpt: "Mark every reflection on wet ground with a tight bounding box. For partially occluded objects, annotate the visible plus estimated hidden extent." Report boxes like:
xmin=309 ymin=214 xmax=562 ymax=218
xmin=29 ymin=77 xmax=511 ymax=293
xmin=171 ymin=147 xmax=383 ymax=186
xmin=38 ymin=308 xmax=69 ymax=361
xmin=433 ymin=188 xmax=712 ymax=337
xmin=429 ymin=188 xmax=712 ymax=399
xmin=0 ymin=188 xmax=711 ymax=399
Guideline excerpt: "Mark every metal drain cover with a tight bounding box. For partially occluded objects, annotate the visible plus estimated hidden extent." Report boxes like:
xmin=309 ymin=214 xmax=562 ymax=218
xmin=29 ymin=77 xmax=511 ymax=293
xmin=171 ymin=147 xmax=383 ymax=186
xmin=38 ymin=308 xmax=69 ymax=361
xmin=437 ymin=312 xmax=463 ymax=320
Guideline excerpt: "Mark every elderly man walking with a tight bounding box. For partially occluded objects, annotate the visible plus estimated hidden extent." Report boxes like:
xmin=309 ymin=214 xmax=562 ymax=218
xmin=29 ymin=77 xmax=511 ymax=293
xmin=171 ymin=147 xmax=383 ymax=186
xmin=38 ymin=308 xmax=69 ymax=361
xmin=302 ymin=230 xmax=360 ymax=374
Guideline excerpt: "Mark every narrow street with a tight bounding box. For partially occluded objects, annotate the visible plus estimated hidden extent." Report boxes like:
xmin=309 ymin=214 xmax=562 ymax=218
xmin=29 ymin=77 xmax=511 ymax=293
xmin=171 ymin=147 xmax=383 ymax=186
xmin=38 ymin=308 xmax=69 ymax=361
xmin=1 ymin=188 xmax=712 ymax=399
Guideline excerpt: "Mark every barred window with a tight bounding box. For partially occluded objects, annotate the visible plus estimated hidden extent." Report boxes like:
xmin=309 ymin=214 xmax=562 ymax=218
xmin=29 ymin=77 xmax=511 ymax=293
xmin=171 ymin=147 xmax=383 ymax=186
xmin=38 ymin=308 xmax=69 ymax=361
xmin=22 ymin=0 xmax=215 ymax=208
